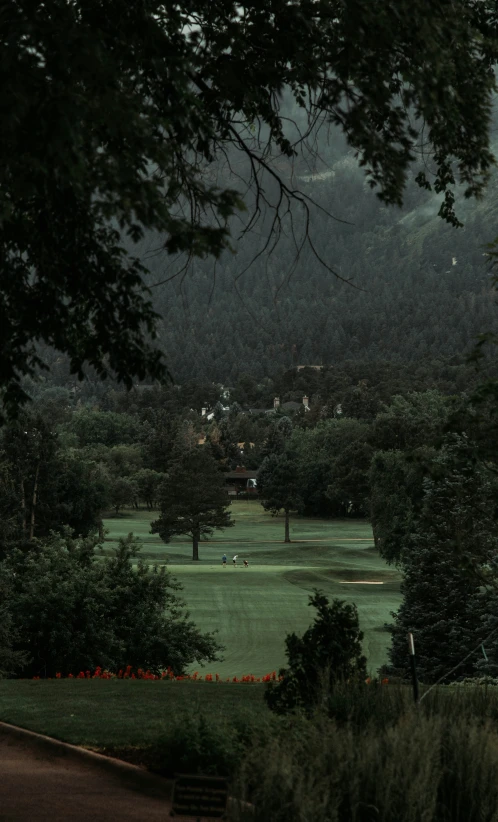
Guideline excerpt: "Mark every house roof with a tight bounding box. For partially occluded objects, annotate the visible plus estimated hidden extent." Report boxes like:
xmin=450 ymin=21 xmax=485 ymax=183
xmin=224 ymin=470 xmax=258 ymax=480
xmin=281 ymin=401 xmax=303 ymax=411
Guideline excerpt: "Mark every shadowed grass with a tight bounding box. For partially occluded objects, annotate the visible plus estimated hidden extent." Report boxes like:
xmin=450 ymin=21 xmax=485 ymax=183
xmin=0 ymin=680 xmax=265 ymax=747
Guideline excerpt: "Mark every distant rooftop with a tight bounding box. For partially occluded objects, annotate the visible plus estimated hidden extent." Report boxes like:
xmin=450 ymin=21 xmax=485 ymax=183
xmin=224 ymin=469 xmax=258 ymax=479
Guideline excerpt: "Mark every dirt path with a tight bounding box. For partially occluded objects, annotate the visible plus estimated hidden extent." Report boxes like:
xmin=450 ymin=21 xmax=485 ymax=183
xmin=0 ymin=735 xmax=174 ymax=821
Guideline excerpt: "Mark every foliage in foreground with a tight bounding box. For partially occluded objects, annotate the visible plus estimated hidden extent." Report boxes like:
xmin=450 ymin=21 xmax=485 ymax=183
xmin=0 ymin=531 xmax=221 ymax=678
xmin=109 ymin=684 xmax=498 ymax=816
xmin=234 ymin=708 xmax=498 ymax=822
xmin=265 ymin=592 xmax=367 ymax=715
xmin=141 ymin=710 xmax=277 ymax=780
xmin=5 ymin=672 xmax=498 ymax=821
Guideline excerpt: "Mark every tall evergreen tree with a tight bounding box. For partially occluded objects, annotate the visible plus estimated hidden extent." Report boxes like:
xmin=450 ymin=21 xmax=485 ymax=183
xmin=387 ymin=436 xmax=498 ymax=683
xmin=369 ymin=447 xmax=436 ymax=563
xmin=152 ymin=447 xmax=233 ymax=560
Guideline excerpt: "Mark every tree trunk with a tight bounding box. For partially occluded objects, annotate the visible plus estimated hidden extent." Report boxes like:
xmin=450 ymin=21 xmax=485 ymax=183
xmin=192 ymin=527 xmax=200 ymax=561
xmin=98 ymin=519 xmax=105 ymax=542
xmin=29 ymin=462 xmax=40 ymax=541
xmin=20 ymin=480 xmax=26 ymax=538
xmin=284 ymin=508 xmax=291 ymax=543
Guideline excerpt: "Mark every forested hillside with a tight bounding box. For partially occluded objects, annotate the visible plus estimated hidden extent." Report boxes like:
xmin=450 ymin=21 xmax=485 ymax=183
xmin=137 ymin=135 xmax=498 ymax=385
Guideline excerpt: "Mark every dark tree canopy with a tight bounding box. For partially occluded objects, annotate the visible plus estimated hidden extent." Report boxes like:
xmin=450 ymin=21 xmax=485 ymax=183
xmin=2 ymin=0 xmax=497 ymax=414
xmin=1 ymin=531 xmax=221 ymax=677
xmin=258 ymin=449 xmax=303 ymax=542
xmin=151 ymin=445 xmax=233 ymax=560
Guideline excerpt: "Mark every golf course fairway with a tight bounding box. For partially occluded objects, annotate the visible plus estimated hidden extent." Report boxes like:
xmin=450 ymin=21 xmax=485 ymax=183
xmin=103 ymin=502 xmax=402 ymax=678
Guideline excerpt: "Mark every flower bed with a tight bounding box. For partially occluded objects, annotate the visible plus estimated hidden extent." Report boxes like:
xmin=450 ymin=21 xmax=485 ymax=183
xmin=33 ymin=665 xmax=283 ymax=682
xmin=32 ymin=667 xmax=389 ymax=684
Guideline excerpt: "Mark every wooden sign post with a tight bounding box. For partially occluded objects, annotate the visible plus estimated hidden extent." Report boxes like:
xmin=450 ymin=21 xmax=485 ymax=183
xmin=171 ymin=774 xmax=228 ymax=820
xmin=408 ymin=632 xmax=419 ymax=705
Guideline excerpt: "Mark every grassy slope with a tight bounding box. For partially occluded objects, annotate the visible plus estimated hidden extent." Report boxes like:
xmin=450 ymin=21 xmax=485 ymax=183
xmin=0 ymin=680 xmax=264 ymax=747
xmin=104 ymin=503 xmax=401 ymax=677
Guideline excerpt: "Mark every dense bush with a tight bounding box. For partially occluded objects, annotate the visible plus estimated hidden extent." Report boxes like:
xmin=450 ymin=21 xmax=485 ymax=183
xmin=0 ymin=596 xmax=27 ymax=678
xmin=265 ymin=592 xmax=367 ymax=715
xmin=0 ymin=530 xmax=222 ymax=678
xmin=144 ymin=711 xmax=276 ymax=780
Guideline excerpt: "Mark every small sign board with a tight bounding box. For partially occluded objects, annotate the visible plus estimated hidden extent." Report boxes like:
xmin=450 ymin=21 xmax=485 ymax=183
xmin=171 ymin=774 xmax=228 ymax=819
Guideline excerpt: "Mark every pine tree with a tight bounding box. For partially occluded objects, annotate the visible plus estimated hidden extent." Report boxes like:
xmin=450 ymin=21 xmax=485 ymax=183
xmin=387 ymin=436 xmax=498 ymax=683
xmin=258 ymin=449 xmax=303 ymax=543
xmin=152 ymin=447 xmax=233 ymax=560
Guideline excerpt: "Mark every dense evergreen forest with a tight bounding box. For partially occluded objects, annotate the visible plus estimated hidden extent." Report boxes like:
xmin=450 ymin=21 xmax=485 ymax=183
xmin=128 ymin=123 xmax=498 ymax=386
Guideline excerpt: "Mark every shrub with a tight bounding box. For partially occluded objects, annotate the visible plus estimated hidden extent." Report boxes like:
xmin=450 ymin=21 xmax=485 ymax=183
xmin=265 ymin=591 xmax=367 ymax=715
xmin=0 ymin=529 xmax=222 ymax=677
xmin=145 ymin=712 xmax=277 ymax=780
xmin=0 ymin=599 xmax=28 ymax=678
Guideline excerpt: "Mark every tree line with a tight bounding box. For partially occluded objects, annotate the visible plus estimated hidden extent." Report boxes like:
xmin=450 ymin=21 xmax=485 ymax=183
xmin=2 ymin=359 xmax=498 ymax=683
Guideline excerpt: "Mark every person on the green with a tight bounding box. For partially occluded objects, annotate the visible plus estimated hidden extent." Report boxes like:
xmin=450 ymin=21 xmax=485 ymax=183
xmin=222 ymin=554 xmax=227 ymax=567
xmin=232 ymin=555 xmax=238 ymax=567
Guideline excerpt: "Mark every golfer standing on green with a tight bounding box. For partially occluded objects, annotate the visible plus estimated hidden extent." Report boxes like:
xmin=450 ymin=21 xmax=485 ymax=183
xmin=222 ymin=554 xmax=227 ymax=567
xmin=232 ymin=555 xmax=238 ymax=567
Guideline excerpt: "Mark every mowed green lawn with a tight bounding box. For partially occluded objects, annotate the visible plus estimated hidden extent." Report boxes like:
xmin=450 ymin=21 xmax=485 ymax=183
xmin=0 ymin=680 xmax=265 ymax=749
xmin=103 ymin=502 xmax=402 ymax=678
